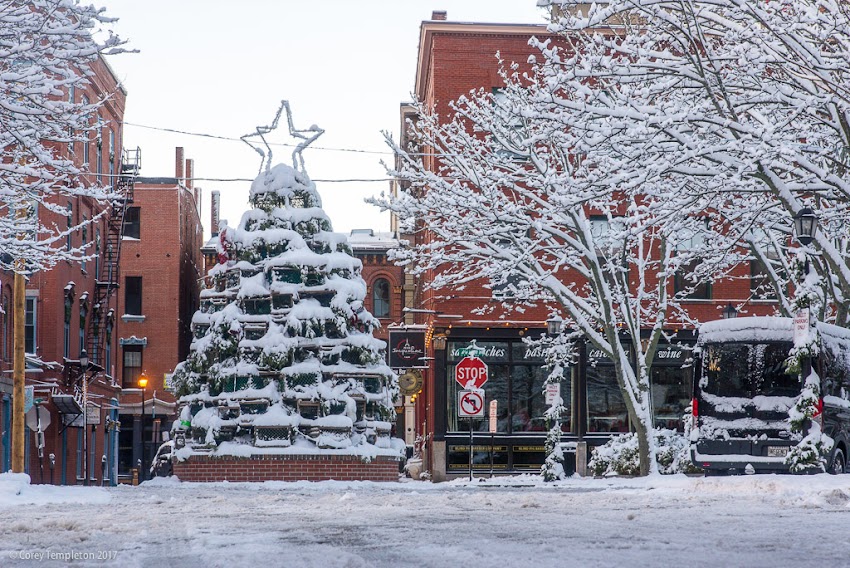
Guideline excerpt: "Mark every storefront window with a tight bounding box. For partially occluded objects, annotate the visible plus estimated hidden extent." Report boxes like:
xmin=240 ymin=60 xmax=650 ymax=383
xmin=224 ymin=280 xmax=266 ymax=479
xmin=447 ymin=361 xmax=508 ymax=433
xmin=586 ymin=364 xmax=629 ymax=433
xmin=446 ymin=340 xmax=571 ymax=434
xmin=650 ymin=344 xmax=693 ymax=431
xmin=651 ymin=367 xmax=690 ymax=431
xmin=510 ymin=366 xmax=547 ymax=432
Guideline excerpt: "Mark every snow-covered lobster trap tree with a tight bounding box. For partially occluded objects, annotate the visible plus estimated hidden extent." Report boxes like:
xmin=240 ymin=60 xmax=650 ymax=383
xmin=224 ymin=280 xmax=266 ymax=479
xmin=0 ymin=1 xmax=127 ymax=272
xmin=172 ymin=102 xmax=399 ymax=456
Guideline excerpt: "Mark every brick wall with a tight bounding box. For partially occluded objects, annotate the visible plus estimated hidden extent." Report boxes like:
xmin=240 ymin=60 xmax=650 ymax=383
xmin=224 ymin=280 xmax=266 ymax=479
xmin=173 ymin=454 xmax=400 ymax=483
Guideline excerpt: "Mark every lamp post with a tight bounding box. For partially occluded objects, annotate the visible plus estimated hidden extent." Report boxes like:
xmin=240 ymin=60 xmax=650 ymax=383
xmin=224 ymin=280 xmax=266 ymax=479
xmin=721 ymin=303 xmax=738 ymax=319
xmin=546 ymin=315 xmax=563 ymax=337
xmin=138 ymin=372 xmax=148 ymax=483
xmin=79 ymin=349 xmax=89 ymax=486
xmin=793 ymin=207 xmax=819 ymax=278
xmin=793 ymin=207 xmax=818 ymax=247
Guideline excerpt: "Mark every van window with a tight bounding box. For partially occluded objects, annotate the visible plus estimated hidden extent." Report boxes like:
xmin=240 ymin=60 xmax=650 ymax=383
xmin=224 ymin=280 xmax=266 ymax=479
xmin=702 ymin=342 xmax=798 ymax=398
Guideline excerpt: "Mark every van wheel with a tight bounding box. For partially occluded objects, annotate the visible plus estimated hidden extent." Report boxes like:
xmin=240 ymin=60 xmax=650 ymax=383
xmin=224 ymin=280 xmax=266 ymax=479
xmin=830 ymin=449 xmax=846 ymax=475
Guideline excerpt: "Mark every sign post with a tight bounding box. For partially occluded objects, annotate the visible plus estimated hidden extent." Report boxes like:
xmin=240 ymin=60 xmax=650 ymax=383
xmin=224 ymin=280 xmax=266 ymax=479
xmin=458 ymin=389 xmax=485 ymax=481
xmin=489 ymin=400 xmax=497 ymax=478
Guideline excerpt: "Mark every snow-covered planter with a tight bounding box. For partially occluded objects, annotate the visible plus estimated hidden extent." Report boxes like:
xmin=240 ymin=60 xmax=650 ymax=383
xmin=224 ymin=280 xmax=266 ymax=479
xmin=589 ymin=430 xmax=701 ymax=476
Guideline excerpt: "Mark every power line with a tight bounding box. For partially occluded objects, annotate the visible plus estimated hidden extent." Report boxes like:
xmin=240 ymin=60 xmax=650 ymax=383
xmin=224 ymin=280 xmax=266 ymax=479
xmin=89 ymin=172 xmax=393 ymax=184
xmin=123 ymin=121 xmax=393 ymax=156
xmin=187 ymin=177 xmax=393 ymax=183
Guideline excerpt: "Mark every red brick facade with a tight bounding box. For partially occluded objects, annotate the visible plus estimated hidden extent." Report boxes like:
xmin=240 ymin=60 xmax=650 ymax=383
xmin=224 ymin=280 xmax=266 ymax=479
xmin=0 ymin=55 xmax=126 ymax=485
xmin=398 ymin=17 xmax=782 ymax=480
xmin=174 ymin=454 xmax=400 ymax=483
xmin=115 ymin=147 xmax=204 ymax=480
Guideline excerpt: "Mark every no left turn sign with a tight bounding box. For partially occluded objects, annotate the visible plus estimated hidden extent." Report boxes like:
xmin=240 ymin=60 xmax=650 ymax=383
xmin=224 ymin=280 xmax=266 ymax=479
xmin=458 ymin=390 xmax=485 ymax=418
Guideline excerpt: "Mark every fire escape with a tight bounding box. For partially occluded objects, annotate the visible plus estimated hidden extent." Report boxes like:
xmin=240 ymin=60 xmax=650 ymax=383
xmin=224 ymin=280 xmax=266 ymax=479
xmin=85 ymin=147 xmax=141 ymax=373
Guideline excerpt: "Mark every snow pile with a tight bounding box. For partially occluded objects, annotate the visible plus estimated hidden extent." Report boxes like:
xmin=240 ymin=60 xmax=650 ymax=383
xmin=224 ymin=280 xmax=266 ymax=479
xmin=589 ymin=429 xmax=700 ymax=476
xmin=0 ymin=472 xmax=111 ymax=508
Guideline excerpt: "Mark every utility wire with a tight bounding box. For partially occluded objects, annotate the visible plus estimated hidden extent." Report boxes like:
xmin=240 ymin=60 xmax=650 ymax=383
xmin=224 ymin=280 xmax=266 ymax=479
xmin=123 ymin=121 xmax=393 ymax=156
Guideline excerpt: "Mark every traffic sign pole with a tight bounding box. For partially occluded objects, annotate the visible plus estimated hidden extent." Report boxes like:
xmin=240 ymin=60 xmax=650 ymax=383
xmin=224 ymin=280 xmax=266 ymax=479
xmin=469 ymin=415 xmax=474 ymax=482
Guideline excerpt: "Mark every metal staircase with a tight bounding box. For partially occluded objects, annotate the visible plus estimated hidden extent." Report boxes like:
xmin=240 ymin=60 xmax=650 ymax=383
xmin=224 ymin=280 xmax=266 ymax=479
xmin=85 ymin=146 xmax=141 ymax=373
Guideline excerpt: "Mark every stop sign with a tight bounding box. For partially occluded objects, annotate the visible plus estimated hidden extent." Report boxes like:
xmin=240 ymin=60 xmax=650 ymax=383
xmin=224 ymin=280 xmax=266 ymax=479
xmin=455 ymin=356 xmax=489 ymax=389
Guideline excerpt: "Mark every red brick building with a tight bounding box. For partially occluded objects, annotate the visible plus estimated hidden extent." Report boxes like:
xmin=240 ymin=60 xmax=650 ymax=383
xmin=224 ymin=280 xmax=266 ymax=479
xmin=399 ymin=13 xmax=779 ymax=480
xmin=347 ymin=229 xmax=417 ymax=444
xmin=0 ymin=56 xmax=129 ymax=485
xmin=115 ymin=147 xmax=203 ymax=480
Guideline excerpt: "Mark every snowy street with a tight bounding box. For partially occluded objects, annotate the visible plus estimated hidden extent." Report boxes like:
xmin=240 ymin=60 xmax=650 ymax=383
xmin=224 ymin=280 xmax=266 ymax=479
xmin=2 ymin=473 xmax=850 ymax=567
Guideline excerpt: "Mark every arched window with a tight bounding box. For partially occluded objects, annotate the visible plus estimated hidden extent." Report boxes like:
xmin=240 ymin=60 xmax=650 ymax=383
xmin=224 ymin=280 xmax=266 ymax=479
xmin=372 ymin=278 xmax=390 ymax=318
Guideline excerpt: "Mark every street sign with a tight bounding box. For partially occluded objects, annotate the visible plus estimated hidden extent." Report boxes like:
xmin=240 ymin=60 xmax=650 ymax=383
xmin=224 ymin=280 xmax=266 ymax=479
xmin=545 ymin=383 xmax=561 ymax=406
xmin=458 ymin=390 xmax=485 ymax=418
xmin=388 ymin=329 xmax=428 ymax=369
xmin=86 ymin=402 xmax=101 ymax=425
xmin=26 ymin=404 xmax=51 ymax=431
xmin=24 ymin=386 xmax=34 ymax=413
xmin=489 ymin=400 xmax=498 ymax=433
xmin=793 ymin=309 xmax=810 ymax=343
xmin=455 ymin=356 xmax=489 ymax=389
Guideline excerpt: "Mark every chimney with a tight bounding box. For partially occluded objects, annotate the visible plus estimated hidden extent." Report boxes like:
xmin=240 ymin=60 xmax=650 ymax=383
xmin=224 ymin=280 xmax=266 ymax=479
xmin=175 ymin=147 xmax=185 ymax=182
xmin=185 ymin=158 xmax=194 ymax=190
xmin=431 ymin=10 xmax=447 ymax=20
xmin=210 ymin=190 xmax=220 ymax=236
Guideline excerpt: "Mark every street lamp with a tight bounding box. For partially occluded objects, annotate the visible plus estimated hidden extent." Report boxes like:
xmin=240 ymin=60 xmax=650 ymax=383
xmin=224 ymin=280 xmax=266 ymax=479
xmin=546 ymin=315 xmax=563 ymax=336
xmin=138 ymin=372 xmax=148 ymax=483
xmin=721 ymin=303 xmax=738 ymax=319
xmin=79 ymin=349 xmax=89 ymax=486
xmin=793 ymin=207 xmax=818 ymax=247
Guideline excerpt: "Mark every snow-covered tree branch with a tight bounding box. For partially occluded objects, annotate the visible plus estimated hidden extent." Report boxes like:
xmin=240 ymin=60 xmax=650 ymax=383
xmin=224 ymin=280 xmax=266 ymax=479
xmin=0 ymin=0 xmax=127 ymax=273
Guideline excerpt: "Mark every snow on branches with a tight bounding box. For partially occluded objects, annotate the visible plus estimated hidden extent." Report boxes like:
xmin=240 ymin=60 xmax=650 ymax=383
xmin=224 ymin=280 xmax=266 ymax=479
xmin=0 ymin=1 xmax=127 ymax=273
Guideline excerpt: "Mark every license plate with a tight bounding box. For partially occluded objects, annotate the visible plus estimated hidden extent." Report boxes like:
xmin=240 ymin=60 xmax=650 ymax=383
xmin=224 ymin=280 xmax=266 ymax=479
xmin=767 ymin=446 xmax=788 ymax=457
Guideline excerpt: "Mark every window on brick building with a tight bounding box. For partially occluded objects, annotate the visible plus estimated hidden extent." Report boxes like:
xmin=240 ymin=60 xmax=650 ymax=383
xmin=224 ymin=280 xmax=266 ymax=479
xmin=96 ymin=118 xmax=103 ymax=184
xmin=2 ymin=293 xmax=8 ymax=361
xmin=81 ymin=216 xmax=87 ymax=272
xmin=81 ymin=95 xmax=90 ymax=166
xmin=748 ymin=228 xmax=781 ymax=301
xmin=125 ymin=276 xmax=142 ymax=315
xmin=492 ymin=88 xmax=525 ymax=161
xmin=674 ymin=220 xmax=712 ymax=300
xmin=108 ymin=130 xmax=115 ymax=181
xmin=124 ymin=207 xmax=140 ymax=239
xmin=25 ymin=295 xmax=37 ymax=354
xmin=122 ymin=345 xmax=143 ymax=388
xmin=675 ymin=259 xmax=712 ymax=300
xmin=66 ymin=201 xmax=73 ymax=251
xmin=372 ymin=278 xmax=390 ymax=318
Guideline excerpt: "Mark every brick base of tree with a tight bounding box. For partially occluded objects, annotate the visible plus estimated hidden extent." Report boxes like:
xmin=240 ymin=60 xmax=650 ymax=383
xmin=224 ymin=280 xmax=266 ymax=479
xmin=173 ymin=454 xmax=400 ymax=482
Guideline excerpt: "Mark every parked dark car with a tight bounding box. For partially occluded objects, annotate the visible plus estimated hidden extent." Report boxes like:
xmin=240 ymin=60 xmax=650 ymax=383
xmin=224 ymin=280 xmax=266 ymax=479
xmin=692 ymin=317 xmax=850 ymax=475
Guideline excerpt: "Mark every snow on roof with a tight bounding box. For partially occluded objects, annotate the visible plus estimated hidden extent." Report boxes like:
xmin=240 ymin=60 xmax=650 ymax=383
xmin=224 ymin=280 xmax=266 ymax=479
xmin=699 ymin=316 xmax=850 ymax=345
xmin=348 ymin=230 xmax=400 ymax=252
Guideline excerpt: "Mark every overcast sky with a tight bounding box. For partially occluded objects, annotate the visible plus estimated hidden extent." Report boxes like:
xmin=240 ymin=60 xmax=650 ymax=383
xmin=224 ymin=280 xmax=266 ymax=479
xmin=96 ymin=1 xmax=548 ymax=237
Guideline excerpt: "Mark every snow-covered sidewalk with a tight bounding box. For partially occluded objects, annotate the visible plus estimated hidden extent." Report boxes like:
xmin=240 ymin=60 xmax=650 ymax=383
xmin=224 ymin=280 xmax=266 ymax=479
xmin=2 ymin=472 xmax=849 ymax=567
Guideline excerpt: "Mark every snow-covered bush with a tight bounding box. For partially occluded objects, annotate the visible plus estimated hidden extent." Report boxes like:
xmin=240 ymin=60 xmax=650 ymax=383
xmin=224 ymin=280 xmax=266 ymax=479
xmin=785 ymin=370 xmax=833 ymax=473
xmin=589 ymin=429 xmax=701 ymax=476
xmin=589 ymin=434 xmax=640 ymax=477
